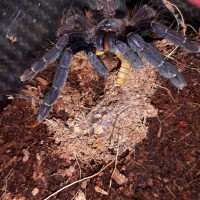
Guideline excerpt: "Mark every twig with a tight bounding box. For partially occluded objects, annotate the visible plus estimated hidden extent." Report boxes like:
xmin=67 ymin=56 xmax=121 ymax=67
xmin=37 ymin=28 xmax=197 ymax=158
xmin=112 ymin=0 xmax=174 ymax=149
xmin=156 ymin=84 xmax=174 ymax=101
xmin=157 ymin=125 xmax=163 ymax=138
xmin=109 ymin=141 xmax=120 ymax=188
xmin=186 ymin=24 xmax=198 ymax=33
xmin=184 ymin=177 xmax=200 ymax=188
xmin=106 ymin=106 xmax=130 ymax=141
xmin=166 ymin=185 xmax=177 ymax=199
xmin=44 ymin=159 xmax=115 ymax=200
xmin=163 ymin=105 xmax=182 ymax=120
xmin=2 ymin=169 xmax=13 ymax=198
xmin=132 ymin=160 xmax=147 ymax=171
xmin=165 ymin=46 xmax=178 ymax=59
xmin=74 ymin=153 xmax=82 ymax=180
xmin=70 ymin=189 xmax=81 ymax=200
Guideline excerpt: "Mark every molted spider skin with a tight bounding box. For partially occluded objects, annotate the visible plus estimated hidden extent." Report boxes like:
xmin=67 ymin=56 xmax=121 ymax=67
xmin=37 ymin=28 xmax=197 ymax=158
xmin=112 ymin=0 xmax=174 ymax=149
xmin=21 ymin=1 xmax=200 ymax=122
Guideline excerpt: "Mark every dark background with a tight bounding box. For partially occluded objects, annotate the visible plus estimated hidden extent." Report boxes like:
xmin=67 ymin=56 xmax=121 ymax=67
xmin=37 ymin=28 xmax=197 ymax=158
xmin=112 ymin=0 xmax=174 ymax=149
xmin=0 ymin=0 xmax=199 ymax=101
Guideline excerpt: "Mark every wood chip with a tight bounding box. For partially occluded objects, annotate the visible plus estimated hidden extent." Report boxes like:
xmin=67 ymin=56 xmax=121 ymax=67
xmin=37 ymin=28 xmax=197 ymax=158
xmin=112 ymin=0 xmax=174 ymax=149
xmin=95 ymin=186 xmax=108 ymax=195
xmin=75 ymin=190 xmax=86 ymax=200
xmin=112 ymin=168 xmax=128 ymax=185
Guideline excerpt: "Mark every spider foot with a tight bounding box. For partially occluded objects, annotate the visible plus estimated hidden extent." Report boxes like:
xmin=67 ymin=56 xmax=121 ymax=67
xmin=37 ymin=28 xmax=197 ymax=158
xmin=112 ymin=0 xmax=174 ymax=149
xmin=37 ymin=104 xmax=52 ymax=122
xmin=170 ymin=73 xmax=187 ymax=89
xmin=37 ymin=87 xmax=60 ymax=122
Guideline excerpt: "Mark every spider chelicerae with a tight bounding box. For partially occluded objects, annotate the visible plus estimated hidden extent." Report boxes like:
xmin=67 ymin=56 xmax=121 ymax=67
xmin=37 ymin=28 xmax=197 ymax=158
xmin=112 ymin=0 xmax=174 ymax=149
xmin=20 ymin=0 xmax=200 ymax=122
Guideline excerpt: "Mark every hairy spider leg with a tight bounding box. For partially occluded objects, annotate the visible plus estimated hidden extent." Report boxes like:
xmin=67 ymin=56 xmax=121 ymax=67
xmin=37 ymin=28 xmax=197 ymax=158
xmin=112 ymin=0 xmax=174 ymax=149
xmin=132 ymin=6 xmax=200 ymax=53
xmin=95 ymin=31 xmax=132 ymax=84
xmin=95 ymin=30 xmax=143 ymax=84
xmin=37 ymin=40 xmax=86 ymax=122
xmin=87 ymin=51 xmax=109 ymax=77
xmin=114 ymin=41 xmax=143 ymax=84
xmin=69 ymin=34 xmax=109 ymax=77
xmin=95 ymin=30 xmax=105 ymax=52
xmin=127 ymin=33 xmax=187 ymax=89
xmin=151 ymin=22 xmax=200 ymax=53
xmin=37 ymin=49 xmax=72 ymax=122
xmin=20 ymin=35 xmax=68 ymax=81
xmin=20 ymin=31 xmax=86 ymax=82
xmin=127 ymin=4 xmax=157 ymax=35
xmin=114 ymin=41 xmax=143 ymax=69
xmin=107 ymin=33 xmax=143 ymax=84
xmin=87 ymin=41 xmax=109 ymax=77
xmin=130 ymin=4 xmax=156 ymax=26
xmin=88 ymin=0 xmax=120 ymax=16
xmin=134 ymin=20 xmax=200 ymax=52
xmin=37 ymin=40 xmax=109 ymax=122
xmin=56 ymin=14 xmax=92 ymax=36
xmin=105 ymin=0 xmax=120 ymax=16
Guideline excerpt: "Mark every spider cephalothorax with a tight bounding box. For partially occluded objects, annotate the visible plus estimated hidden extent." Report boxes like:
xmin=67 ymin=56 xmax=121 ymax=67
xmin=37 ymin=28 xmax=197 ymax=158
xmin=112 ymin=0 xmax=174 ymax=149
xmin=20 ymin=0 xmax=200 ymax=122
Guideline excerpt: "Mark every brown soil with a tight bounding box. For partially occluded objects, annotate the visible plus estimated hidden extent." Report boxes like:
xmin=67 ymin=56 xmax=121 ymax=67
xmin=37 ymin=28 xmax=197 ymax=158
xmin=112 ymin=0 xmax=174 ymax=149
xmin=0 ymin=37 xmax=200 ymax=200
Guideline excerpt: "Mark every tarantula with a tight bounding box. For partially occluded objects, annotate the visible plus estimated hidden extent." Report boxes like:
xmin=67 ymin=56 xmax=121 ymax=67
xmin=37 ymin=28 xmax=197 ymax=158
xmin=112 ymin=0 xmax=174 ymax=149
xmin=20 ymin=0 xmax=200 ymax=122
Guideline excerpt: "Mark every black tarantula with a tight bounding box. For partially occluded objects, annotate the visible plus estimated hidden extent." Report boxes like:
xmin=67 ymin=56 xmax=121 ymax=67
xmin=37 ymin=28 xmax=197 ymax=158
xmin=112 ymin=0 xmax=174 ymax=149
xmin=20 ymin=0 xmax=200 ymax=122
